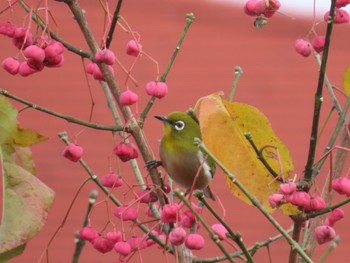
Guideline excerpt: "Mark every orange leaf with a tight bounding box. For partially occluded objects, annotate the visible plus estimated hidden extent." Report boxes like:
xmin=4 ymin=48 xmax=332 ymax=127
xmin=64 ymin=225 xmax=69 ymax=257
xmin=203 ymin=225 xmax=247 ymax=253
xmin=195 ymin=93 xmax=299 ymax=215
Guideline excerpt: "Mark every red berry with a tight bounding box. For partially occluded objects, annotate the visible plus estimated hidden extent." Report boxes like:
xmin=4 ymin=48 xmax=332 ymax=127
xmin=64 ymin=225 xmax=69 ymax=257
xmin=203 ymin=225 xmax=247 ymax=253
xmin=294 ymin=38 xmax=313 ymax=57
xmin=85 ymin=62 xmax=98 ymax=74
xmin=315 ymin=225 xmax=336 ymax=245
xmin=169 ymin=227 xmax=186 ymax=246
xmin=161 ymin=204 xmax=182 ymax=223
xmin=145 ymin=81 xmax=168 ymax=99
xmin=2 ymin=57 xmax=20 ymax=75
xmin=126 ymin=40 xmax=142 ymax=57
xmin=100 ymin=172 xmax=123 ymax=188
xmin=92 ymin=236 xmax=115 ymax=253
xmin=12 ymin=27 xmax=33 ymax=49
xmin=119 ymin=90 xmax=138 ymax=106
xmin=95 ymin=49 xmax=115 ymax=65
xmin=183 ymin=202 xmax=202 ymax=221
xmin=185 ymin=233 xmax=205 ymax=250
xmin=181 ymin=214 xmax=196 ymax=228
xmin=62 ymin=143 xmax=83 ymax=162
xmin=92 ymin=64 xmax=114 ymax=81
xmin=311 ymin=36 xmax=325 ymax=53
xmin=113 ymin=205 xmax=138 ymax=221
xmin=114 ymin=241 xmax=132 ymax=256
xmin=79 ymin=226 xmax=99 ymax=242
xmin=113 ymin=143 xmax=139 ymax=162
xmin=211 ymin=224 xmax=228 ymax=240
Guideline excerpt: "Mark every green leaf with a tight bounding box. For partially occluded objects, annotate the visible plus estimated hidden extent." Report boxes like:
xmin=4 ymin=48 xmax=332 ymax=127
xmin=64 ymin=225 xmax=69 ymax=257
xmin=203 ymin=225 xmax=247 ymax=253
xmin=195 ymin=93 xmax=299 ymax=215
xmin=0 ymin=96 xmax=54 ymax=261
xmin=0 ymin=96 xmax=47 ymax=146
xmin=0 ymin=149 xmax=55 ymax=260
xmin=343 ymin=65 xmax=350 ymax=96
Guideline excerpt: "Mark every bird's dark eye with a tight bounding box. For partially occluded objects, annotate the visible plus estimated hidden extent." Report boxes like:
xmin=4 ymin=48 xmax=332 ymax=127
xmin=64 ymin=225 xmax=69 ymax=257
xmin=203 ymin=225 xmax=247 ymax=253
xmin=174 ymin=120 xmax=185 ymax=131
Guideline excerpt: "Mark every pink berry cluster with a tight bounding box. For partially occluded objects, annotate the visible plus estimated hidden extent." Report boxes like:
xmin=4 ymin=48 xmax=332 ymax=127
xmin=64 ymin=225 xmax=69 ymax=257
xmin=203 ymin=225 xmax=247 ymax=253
xmin=269 ymin=182 xmax=326 ymax=212
xmin=295 ymin=0 xmax=349 ymax=57
xmin=0 ymin=22 xmax=65 ymax=76
xmin=85 ymin=48 xmax=116 ymax=81
xmin=315 ymin=208 xmax=344 ymax=244
xmin=243 ymin=0 xmax=281 ymax=18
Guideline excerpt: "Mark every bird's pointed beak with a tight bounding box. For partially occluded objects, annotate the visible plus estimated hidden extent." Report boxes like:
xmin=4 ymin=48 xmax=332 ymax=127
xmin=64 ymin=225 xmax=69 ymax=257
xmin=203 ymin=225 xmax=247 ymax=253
xmin=154 ymin=115 xmax=168 ymax=123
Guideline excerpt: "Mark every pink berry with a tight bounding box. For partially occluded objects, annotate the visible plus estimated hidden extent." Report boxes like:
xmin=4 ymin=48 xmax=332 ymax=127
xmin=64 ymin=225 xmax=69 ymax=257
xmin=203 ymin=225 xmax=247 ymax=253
xmin=315 ymin=225 xmax=336 ymax=245
xmin=185 ymin=233 xmax=205 ymax=250
xmin=24 ymin=45 xmax=45 ymax=63
xmin=113 ymin=205 xmax=138 ymax=221
xmin=311 ymin=36 xmax=325 ymax=53
xmin=294 ymin=38 xmax=313 ymax=57
xmin=244 ymin=0 xmax=267 ymax=16
xmin=169 ymin=227 xmax=186 ymax=246
xmin=289 ymin=191 xmax=311 ymax=210
xmin=126 ymin=40 xmax=142 ymax=57
xmin=211 ymin=224 xmax=228 ymax=240
xmin=106 ymin=230 xmax=122 ymax=244
xmin=113 ymin=142 xmax=139 ymax=162
xmin=12 ymin=27 xmax=33 ymax=49
xmin=309 ymin=194 xmax=326 ymax=212
xmin=278 ymin=182 xmax=296 ymax=195
xmin=336 ymin=0 xmax=350 ymax=8
xmin=145 ymin=81 xmax=168 ymax=99
xmin=45 ymin=40 xmax=65 ymax=59
xmin=332 ymin=177 xmax=350 ymax=196
xmin=161 ymin=204 xmax=182 ymax=223
xmin=95 ymin=49 xmax=115 ymax=65
xmin=85 ymin=62 xmax=98 ymax=74
xmin=127 ymin=236 xmax=148 ymax=250
xmin=114 ymin=241 xmax=132 ymax=256
xmin=92 ymin=64 xmax=114 ymax=81
xmin=79 ymin=226 xmax=99 ymax=242
xmin=92 ymin=236 xmax=115 ymax=253
xmin=62 ymin=143 xmax=83 ymax=162
xmin=100 ymin=172 xmax=123 ymax=188
xmin=0 ymin=22 xmax=16 ymax=37
xmin=324 ymin=8 xmax=350 ymax=24
xmin=181 ymin=214 xmax=196 ymax=228
xmin=2 ymin=57 xmax=20 ymax=75
xmin=119 ymin=90 xmax=138 ymax=106
xmin=136 ymin=189 xmax=158 ymax=203
xmin=45 ymin=54 xmax=64 ymax=68
xmin=264 ymin=0 xmax=281 ymax=18
xmin=325 ymin=208 xmax=345 ymax=226
xmin=18 ymin=61 xmax=38 ymax=76
xmin=268 ymin=193 xmax=284 ymax=208
xmin=183 ymin=202 xmax=202 ymax=221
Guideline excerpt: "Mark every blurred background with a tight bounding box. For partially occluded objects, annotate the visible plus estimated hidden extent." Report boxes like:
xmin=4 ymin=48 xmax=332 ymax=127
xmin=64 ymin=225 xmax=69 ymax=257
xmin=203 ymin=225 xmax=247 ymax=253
xmin=1 ymin=0 xmax=350 ymax=262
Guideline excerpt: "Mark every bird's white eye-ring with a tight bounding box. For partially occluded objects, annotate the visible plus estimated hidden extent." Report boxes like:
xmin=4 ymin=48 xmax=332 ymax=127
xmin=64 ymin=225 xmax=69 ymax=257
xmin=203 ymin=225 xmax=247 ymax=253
xmin=174 ymin=120 xmax=185 ymax=131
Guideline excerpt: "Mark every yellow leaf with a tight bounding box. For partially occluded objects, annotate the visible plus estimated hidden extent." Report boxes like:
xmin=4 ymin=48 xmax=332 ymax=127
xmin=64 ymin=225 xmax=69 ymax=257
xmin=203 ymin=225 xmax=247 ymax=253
xmin=343 ymin=65 xmax=350 ymax=96
xmin=195 ymin=93 xmax=299 ymax=215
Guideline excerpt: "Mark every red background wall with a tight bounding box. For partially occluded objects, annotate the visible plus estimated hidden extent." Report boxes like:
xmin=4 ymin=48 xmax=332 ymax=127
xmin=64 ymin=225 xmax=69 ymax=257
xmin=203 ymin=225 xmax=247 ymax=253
xmin=1 ymin=0 xmax=350 ymax=262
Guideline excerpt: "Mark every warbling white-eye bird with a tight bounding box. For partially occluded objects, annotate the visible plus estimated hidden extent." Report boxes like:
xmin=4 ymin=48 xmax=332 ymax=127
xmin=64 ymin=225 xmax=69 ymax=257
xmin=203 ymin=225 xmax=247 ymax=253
xmin=153 ymin=111 xmax=216 ymax=200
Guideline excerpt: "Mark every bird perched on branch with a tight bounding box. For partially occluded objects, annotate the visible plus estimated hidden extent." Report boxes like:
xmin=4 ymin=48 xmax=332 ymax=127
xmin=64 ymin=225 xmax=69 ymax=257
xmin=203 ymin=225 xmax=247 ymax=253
xmin=150 ymin=111 xmax=216 ymax=200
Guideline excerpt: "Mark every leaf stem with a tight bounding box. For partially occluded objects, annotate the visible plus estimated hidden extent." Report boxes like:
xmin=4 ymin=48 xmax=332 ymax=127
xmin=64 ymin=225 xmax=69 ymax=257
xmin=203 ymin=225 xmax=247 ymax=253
xmin=229 ymin=66 xmax=243 ymax=102
xmin=106 ymin=0 xmax=123 ymax=48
